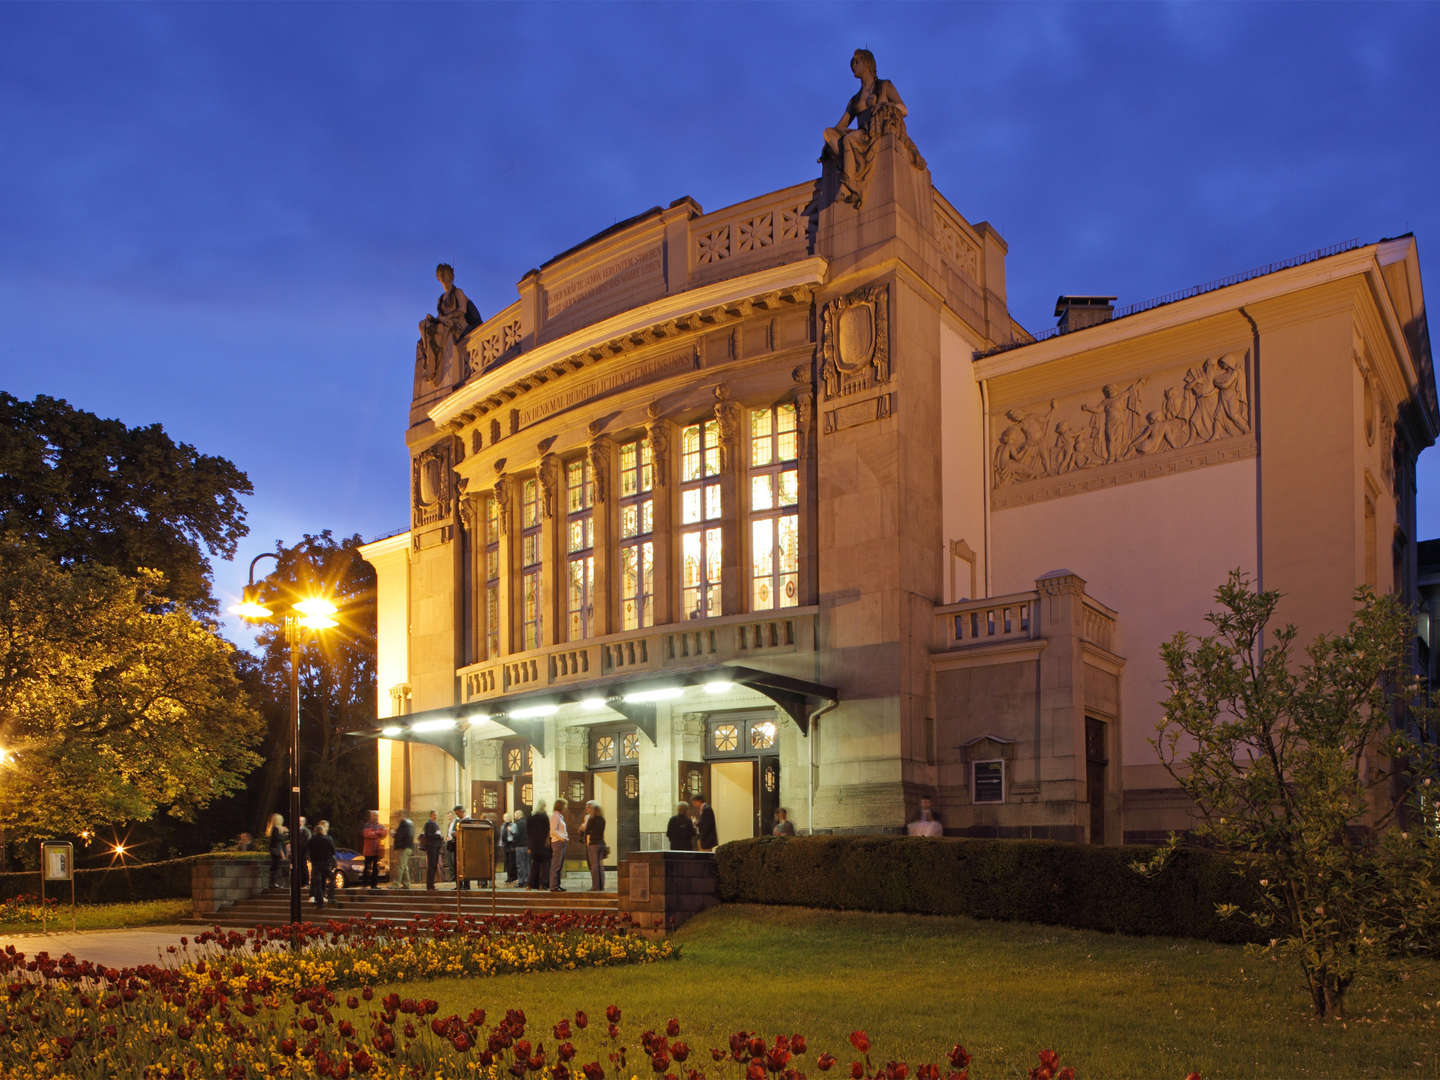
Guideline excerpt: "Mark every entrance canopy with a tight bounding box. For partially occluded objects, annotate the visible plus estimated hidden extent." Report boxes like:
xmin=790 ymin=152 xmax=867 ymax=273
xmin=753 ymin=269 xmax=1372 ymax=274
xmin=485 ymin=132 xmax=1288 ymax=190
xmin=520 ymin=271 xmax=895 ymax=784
xmin=353 ymin=665 xmax=838 ymax=764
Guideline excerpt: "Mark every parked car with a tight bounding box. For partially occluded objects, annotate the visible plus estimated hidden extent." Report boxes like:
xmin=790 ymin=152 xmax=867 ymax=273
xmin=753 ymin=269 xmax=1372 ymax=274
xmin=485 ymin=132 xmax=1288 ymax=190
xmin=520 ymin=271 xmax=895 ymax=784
xmin=329 ymin=847 xmax=387 ymax=890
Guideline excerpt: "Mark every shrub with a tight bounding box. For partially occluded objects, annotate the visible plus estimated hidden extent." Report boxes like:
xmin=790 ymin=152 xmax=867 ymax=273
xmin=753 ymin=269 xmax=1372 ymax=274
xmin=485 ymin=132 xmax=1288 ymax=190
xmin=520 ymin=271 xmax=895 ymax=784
xmin=0 ymin=851 xmax=265 ymax=903
xmin=715 ymin=835 xmax=1264 ymax=944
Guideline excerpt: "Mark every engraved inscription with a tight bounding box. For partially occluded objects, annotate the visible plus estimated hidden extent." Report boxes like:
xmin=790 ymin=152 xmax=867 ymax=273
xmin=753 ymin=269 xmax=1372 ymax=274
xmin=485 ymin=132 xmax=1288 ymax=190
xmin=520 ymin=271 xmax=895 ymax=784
xmin=517 ymin=348 xmax=698 ymax=428
xmin=544 ymin=246 xmax=663 ymax=318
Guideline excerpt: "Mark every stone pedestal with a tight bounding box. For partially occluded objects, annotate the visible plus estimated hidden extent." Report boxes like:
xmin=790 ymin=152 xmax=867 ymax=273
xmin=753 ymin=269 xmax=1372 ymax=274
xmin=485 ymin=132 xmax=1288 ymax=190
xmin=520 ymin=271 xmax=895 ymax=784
xmin=191 ymin=858 xmax=269 ymax=919
xmin=617 ymin=850 xmax=717 ymax=934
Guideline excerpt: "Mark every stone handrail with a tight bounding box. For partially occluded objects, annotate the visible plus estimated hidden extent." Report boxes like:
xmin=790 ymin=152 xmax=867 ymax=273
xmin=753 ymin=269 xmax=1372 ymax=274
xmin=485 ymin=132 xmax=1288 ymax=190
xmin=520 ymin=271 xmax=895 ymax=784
xmin=1080 ymin=595 xmax=1119 ymax=653
xmin=463 ymin=298 xmax=525 ymax=376
xmin=689 ymin=183 xmax=815 ymax=283
xmin=934 ymin=591 xmax=1039 ymax=649
xmin=459 ymin=607 xmax=819 ymax=702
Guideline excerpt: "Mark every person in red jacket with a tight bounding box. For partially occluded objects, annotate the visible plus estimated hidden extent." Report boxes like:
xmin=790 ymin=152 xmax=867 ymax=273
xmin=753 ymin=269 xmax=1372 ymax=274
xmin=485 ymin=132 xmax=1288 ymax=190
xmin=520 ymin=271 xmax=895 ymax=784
xmin=360 ymin=810 xmax=388 ymax=891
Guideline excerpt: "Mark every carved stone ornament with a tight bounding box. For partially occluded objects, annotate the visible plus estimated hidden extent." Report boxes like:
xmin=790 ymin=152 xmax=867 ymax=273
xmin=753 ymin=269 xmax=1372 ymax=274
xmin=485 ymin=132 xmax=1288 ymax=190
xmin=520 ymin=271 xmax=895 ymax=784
xmin=793 ymin=387 xmax=815 ymax=460
xmin=589 ymin=435 xmax=614 ymax=504
xmin=990 ymin=350 xmax=1254 ymax=509
xmin=412 ymin=439 xmax=455 ymax=528
xmin=820 ymin=283 xmax=890 ymax=400
xmin=714 ymin=385 xmax=742 ymax=470
xmin=647 ymin=415 xmax=670 ymax=487
xmin=457 ymin=495 xmax=476 ymax=533
xmin=538 ymin=453 xmax=561 ymax=519
xmin=493 ymin=476 xmax=513 ymax=536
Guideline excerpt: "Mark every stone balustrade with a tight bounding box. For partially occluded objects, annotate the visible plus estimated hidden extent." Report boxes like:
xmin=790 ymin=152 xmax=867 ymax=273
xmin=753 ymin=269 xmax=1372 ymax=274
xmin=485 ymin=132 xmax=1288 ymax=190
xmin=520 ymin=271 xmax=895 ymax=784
xmin=934 ymin=591 xmax=1039 ymax=649
xmin=459 ymin=607 xmax=818 ymax=703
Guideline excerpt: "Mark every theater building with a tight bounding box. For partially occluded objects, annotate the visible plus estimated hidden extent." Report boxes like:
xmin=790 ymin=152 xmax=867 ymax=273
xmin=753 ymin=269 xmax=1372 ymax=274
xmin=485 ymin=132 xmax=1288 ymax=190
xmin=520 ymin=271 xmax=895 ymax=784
xmin=360 ymin=61 xmax=1435 ymax=852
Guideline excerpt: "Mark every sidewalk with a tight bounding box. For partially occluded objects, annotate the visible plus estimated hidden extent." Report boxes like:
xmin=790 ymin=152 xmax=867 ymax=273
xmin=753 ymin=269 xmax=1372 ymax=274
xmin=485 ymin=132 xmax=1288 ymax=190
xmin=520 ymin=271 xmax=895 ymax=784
xmin=0 ymin=924 xmax=194 ymax=969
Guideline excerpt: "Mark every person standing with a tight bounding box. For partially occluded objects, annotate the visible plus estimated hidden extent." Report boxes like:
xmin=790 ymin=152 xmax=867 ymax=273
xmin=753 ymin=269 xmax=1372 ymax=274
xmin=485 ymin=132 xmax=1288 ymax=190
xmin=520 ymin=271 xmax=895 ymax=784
xmin=420 ymin=809 xmax=444 ymax=890
xmin=501 ymin=811 xmax=519 ymax=885
xmin=526 ymin=800 xmax=551 ymax=889
xmin=265 ymin=813 xmax=288 ymax=889
xmin=666 ymin=802 xmax=697 ymax=850
xmin=582 ymin=800 xmax=607 ymax=891
xmin=361 ymin=810 xmax=388 ymax=891
xmin=444 ymin=805 xmax=463 ymax=884
xmin=391 ymin=810 xmax=415 ymax=889
xmin=297 ymin=816 xmax=312 ymax=887
xmin=690 ymin=795 xmax=718 ymax=852
xmin=307 ymin=820 xmax=336 ymax=910
xmin=772 ymin=808 xmax=796 ymax=836
xmin=513 ymin=806 xmax=531 ymax=887
xmin=549 ymin=798 xmax=569 ymax=891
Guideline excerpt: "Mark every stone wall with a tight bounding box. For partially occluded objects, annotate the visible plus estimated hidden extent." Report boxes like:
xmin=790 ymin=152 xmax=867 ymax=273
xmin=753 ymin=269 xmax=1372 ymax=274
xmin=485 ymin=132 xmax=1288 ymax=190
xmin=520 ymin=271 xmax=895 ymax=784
xmin=191 ymin=858 xmax=269 ymax=919
xmin=616 ymin=851 xmax=717 ymax=934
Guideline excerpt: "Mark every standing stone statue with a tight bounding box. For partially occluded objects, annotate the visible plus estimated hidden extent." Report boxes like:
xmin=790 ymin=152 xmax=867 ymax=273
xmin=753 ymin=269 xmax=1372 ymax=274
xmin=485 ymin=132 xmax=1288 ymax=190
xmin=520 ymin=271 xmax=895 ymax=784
xmin=416 ymin=263 xmax=482 ymax=386
xmin=821 ymin=49 xmax=919 ymax=207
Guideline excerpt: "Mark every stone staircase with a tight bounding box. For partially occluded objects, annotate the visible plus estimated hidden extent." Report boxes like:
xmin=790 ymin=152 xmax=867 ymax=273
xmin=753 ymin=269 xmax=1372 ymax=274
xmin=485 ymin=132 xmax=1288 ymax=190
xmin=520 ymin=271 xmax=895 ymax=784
xmin=191 ymin=871 xmax=619 ymax=928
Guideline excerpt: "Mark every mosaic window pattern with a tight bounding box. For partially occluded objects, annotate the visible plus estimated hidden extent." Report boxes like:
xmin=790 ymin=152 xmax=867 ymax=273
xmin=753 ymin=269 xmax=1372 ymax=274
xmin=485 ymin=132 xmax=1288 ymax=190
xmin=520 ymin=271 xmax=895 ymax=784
xmin=625 ymin=773 xmax=639 ymax=799
xmin=593 ymin=734 xmax=616 ymax=763
xmin=680 ymin=420 xmax=723 ymax=619
xmin=521 ymin=478 xmax=543 ymax=651
xmin=763 ymin=763 xmax=777 ymax=793
xmin=481 ymin=789 xmax=499 ymax=809
xmin=569 ymin=779 xmax=586 ymax=802
xmin=749 ymin=403 xmax=800 ymax=611
xmin=750 ymin=720 xmax=777 ymax=750
xmin=685 ymin=770 xmax=705 ymax=797
xmin=566 ymin=458 xmax=595 ymax=641
xmin=618 ymin=438 xmax=655 ymax=630
xmin=712 ymin=723 xmax=739 ymax=753
xmin=521 ymin=782 xmax=534 ymax=807
xmin=622 ymin=732 xmax=640 ymax=760
xmin=485 ymin=496 xmax=501 ymax=658
xmin=506 ymin=747 xmax=522 ymax=773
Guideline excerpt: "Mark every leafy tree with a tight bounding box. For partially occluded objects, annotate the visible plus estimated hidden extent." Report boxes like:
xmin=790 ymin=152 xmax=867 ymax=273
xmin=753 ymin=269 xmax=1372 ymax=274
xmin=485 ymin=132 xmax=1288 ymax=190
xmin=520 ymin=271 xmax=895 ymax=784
xmin=1155 ymin=572 xmax=1440 ymax=1019
xmin=0 ymin=534 xmax=263 ymax=839
xmin=246 ymin=532 xmax=377 ymax=846
xmin=0 ymin=393 xmax=252 ymax=614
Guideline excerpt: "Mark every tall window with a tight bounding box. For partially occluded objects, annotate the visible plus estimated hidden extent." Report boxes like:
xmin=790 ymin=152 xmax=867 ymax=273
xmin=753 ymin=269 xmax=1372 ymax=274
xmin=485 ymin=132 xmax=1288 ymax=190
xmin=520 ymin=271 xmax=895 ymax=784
xmin=749 ymin=402 xmax=799 ymax=610
xmin=618 ymin=437 xmax=654 ymax=629
xmin=680 ymin=419 xmax=723 ymax=619
xmin=566 ymin=457 xmax=595 ymax=640
xmin=485 ymin=496 xmax=501 ymax=657
xmin=521 ymin=478 xmax=543 ymax=651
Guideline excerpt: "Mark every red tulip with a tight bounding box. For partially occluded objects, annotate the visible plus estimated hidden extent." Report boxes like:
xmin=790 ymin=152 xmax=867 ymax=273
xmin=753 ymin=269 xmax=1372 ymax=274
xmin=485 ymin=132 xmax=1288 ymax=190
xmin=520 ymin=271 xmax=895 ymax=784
xmin=849 ymin=1032 xmax=870 ymax=1055
xmin=791 ymin=1035 xmax=807 ymax=1055
xmin=607 ymin=1005 xmax=622 ymax=1023
xmin=947 ymin=1047 xmax=971 ymax=1070
xmin=575 ymin=1011 xmax=589 ymax=1029
xmin=748 ymin=1063 xmax=768 ymax=1080
xmin=851 ymin=1062 xmax=864 ymax=1079
xmin=555 ymin=1020 xmax=572 ymax=1040
xmin=667 ymin=1018 xmax=681 ymax=1037
xmin=817 ymin=1053 xmax=838 ymax=1071
xmin=672 ymin=1041 xmax=690 ymax=1063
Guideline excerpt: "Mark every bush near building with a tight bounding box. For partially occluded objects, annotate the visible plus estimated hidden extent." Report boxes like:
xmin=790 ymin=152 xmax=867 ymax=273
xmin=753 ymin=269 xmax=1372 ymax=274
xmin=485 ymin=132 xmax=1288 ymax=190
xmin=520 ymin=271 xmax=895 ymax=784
xmin=716 ymin=835 xmax=1265 ymax=944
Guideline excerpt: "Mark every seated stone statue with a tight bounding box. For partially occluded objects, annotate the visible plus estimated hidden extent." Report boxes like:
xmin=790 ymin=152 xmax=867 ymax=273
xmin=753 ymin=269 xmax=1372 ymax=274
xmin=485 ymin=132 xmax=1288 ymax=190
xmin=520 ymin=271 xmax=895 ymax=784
xmin=821 ymin=49 xmax=917 ymax=207
xmin=416 ymin=263 xmax=482 ymax=386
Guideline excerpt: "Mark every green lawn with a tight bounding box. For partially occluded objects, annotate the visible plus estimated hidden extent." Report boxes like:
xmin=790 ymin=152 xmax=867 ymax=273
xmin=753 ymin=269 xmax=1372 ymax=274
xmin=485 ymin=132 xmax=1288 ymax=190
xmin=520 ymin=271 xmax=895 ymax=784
xmin=0 ymin=897 xmax=189 ymax=934
xmin=381 ymin=905 xmax=1440 ymax=1080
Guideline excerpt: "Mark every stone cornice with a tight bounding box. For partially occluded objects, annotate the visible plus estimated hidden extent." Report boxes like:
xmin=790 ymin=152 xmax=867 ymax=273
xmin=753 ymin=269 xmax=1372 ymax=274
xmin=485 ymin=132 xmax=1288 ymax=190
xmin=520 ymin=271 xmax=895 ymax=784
xmin=428 ymin=257 xmax=828 ymax=431
xmin=358 ymin=531 xmax=411 ymax=561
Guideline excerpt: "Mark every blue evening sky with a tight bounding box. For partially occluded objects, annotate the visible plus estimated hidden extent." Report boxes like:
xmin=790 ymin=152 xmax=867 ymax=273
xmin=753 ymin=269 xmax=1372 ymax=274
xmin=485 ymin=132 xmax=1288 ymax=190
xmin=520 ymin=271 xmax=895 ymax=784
xmin=2 ymin=2 xmax=1437 ymax=643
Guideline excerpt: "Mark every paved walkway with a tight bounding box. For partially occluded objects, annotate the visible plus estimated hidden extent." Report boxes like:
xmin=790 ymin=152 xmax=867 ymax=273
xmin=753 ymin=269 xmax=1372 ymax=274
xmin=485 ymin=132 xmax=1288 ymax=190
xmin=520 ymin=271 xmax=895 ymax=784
xmin=0 ymin=924 xmax=194 ymax=969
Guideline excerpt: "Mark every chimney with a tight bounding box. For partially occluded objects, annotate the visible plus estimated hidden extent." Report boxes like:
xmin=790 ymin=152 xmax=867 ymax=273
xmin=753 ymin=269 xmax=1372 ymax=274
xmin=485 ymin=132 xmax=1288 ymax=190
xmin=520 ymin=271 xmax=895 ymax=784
xmin=1054 ymin=295 xmax=1116 ymax=333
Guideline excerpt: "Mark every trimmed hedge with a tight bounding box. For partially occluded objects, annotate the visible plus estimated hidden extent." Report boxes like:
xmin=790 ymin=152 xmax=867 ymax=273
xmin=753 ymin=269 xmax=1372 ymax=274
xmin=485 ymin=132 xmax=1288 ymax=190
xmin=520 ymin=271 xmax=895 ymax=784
xmin=0 ymin=852 xmax=266 ymax=904
xmin=716 ymin=835 xmax=1265 ymax=944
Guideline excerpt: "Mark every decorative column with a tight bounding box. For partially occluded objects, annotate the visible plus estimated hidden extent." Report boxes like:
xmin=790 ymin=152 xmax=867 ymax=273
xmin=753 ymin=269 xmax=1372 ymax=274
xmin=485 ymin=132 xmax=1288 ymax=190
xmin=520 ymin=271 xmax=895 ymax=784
xmin=647 ymin=407 xmax=675 ymax=627
xmin=589 ymin=429 xmax=615 ymax=638
xmin=714 ymin=385 xmax=744 ymax=617
xmin=538 ymin=451 xmax=562 ymax=648
xmin=791 ymin=365 xmax=817 ymax=608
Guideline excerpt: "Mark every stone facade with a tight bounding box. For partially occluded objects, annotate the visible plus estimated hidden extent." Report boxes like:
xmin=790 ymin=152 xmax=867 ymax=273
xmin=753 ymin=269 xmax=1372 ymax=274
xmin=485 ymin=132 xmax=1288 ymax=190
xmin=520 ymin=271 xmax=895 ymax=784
xmin=191 ymin=858 xmax=269 ymax=919
xmin=360 ymin=60 xmax=1435 ymax=847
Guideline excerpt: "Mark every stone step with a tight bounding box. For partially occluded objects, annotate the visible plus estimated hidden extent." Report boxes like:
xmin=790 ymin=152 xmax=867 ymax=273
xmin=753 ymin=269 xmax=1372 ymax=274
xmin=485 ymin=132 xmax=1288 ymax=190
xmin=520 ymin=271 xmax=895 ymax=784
xmin=191 ymin=884 xmax=619 ymax=928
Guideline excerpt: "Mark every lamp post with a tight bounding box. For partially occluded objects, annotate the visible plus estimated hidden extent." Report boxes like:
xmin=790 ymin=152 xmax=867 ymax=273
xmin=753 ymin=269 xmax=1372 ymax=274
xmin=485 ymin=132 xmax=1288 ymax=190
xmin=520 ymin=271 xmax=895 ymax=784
xmin=232 ymin=552 xmax=337 ymax=930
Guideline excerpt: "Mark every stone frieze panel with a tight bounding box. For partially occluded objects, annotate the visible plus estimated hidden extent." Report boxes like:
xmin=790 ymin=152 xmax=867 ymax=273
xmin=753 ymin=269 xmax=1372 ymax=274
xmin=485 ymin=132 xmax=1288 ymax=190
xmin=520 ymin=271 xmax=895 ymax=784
xmin=990 ymin=350 xmax=1253 ymax=509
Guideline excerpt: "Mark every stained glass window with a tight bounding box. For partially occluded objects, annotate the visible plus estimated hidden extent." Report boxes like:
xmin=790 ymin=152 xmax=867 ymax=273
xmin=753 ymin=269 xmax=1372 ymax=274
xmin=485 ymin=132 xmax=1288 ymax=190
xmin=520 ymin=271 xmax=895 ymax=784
xmin=566 ymin=458 xmax=595 ymax=641
xmin=749 ymin=403 xmax=799 ymax=611
xmin=750 ymin=720 xmax=777 ymax=750
xmin=594 ymin=734 xmax=616 ymax=762
xmin=622 ymin=732 xmax=640 ymax=760
xmin=521 ymin=478 xmax=543 ymax=651
xmin=485 ymin=496 xmax=501 ymax=658
xmin=619 ymin=438 xmax=654 ymax=630
xmin=680 ymin=420 xmax=723 ymax=619
xmin=712 ymin=723 xmax=739 ymax=752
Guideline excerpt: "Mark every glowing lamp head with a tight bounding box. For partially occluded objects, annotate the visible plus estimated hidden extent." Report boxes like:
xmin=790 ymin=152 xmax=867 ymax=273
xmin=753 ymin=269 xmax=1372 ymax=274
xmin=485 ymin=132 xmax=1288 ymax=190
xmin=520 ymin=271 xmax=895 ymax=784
xmin=229 ymin=585 xmax=273 ymax=620
xmin=295 ymin=596 xmax=338 ymax=629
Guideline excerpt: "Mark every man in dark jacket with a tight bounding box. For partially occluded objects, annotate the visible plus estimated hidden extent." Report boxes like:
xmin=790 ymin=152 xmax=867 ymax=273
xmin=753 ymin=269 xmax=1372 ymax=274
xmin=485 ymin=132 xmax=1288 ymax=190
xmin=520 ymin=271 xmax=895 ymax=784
xmin=391 ymin=810 xmax=415 ymax=889
xmin=526 ymin=799 xmax=552 ymax=889
xmin=666 ymin=802 xmax=697 ymax=850
xmin=307 ymin=820 xmax=337 ymax=910
xmin=689 ymin=795 xmax=718 ymax=851
xmin=420 ymin=810 xmax=444 ymax=890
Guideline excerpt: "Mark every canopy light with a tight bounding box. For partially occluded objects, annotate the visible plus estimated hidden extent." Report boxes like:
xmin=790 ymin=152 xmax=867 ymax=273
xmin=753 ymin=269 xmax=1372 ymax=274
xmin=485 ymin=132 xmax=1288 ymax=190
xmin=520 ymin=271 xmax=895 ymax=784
xmin=623 ymin=686 xmax=684 ymax=703
xmin=580 ymin=697 xmax=608 ymax=711
xmin=467 ymin=713 xmax=493 ymax=727
xmin=411 ymin=717 xmax=455 ymax=733
xmin=703 ymin=680 xmax=734 ymax=694
xmin=380 ymin=725 xmax=404 ymax=737
xmin=510 ymin=703 xmax=560 ymax=719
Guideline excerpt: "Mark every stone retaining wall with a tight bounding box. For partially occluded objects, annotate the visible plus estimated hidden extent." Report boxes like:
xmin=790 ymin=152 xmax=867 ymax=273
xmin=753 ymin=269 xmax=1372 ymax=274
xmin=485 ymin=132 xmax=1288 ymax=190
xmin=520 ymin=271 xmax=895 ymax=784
xmin=617 ymin=851 xmax=717 ymax=934
xmin=191 ymin=858 xmax=269 ymax=918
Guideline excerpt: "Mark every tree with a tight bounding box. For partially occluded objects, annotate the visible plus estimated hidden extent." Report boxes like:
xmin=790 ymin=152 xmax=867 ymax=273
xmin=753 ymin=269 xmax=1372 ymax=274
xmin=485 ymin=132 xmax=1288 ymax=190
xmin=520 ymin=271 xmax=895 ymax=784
xmin=0 ymin=534 xmax=263 ymax=839
xmin=1155 ymin=572 xmax=1440 ymax=1019
xmin=0 ymin=393 xmax=252 ymax=614
xmin=246 ymin=532 xmax=377 ymax=846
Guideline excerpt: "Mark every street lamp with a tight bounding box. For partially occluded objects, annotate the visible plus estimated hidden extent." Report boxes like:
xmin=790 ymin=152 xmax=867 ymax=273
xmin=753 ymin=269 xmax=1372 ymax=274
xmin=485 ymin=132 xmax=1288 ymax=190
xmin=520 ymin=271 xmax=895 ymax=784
xmin=231 ymin=552 xmax=337 ymax=928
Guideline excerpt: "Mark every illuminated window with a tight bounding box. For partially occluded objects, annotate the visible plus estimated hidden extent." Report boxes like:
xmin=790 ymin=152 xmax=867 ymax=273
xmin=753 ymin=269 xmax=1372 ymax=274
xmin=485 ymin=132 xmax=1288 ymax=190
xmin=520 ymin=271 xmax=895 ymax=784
xmin=750 ymin=720 xmax=776 ymax=750
xmin=566 ymin=458 xmax=595 ymax=641
xmin=485 ymin=496 xmax=501 ymax=657
xmin=681 ymin=419 xmax=723 ymax=619
xmin=618 ymin=438 xmax=654 ymax=630
xmin=594 ymin=734 xmax=616 ymax=763
xmin=749 ymin=403 xmax=799 ymax=611
xmin=622 ymin=732 xmax=640 ymax=760
xmin=521 ymin=478 xmax=543 ymax=651
xmin=712 ymin=723 xmax=739 ymax=753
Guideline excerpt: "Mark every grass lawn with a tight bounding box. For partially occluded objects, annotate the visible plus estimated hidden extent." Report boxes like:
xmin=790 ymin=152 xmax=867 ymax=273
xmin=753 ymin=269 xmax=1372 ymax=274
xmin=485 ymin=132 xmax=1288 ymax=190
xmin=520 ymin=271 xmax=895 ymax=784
xmin=0 ymin=897 xmax=190 ymax=934
xmin=380 ymin=905 xmax=1440 ymax=1080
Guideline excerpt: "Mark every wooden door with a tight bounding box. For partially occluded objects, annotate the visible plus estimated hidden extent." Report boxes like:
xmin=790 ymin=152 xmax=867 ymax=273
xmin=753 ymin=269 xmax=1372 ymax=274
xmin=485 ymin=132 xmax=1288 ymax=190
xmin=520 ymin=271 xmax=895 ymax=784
xmin=558 ymin=770 xmax=592 ymax=862
xmin=678 ymin=760 xmax=709 ymax=804
xmin=617 ymin=761 xmax=640 ymax=861
xmin=471 ymin=780 xmax=506 ymax=823
xmin=757 ymin=754 xmax=780 ymax=836
xmin=513 ymin=774 xmax=534 ymax=814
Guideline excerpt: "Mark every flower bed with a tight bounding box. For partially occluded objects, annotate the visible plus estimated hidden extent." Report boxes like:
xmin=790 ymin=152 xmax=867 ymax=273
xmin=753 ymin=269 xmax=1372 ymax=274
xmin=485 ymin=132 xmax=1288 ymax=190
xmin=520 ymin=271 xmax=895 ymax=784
xmin=0 ymin=912 xmax=678 ymax=1077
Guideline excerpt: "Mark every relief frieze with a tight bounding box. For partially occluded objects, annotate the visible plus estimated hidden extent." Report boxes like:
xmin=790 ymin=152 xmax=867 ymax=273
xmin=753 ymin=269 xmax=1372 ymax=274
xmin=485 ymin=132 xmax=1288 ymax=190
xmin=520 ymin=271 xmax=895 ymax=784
xmin=820 ymin=283 xmax=890 ymax=400
xmin=990 ymin=350 xmax=1253 ymax=509
xmin=412 ymin=439 xmax=456 ymax=529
